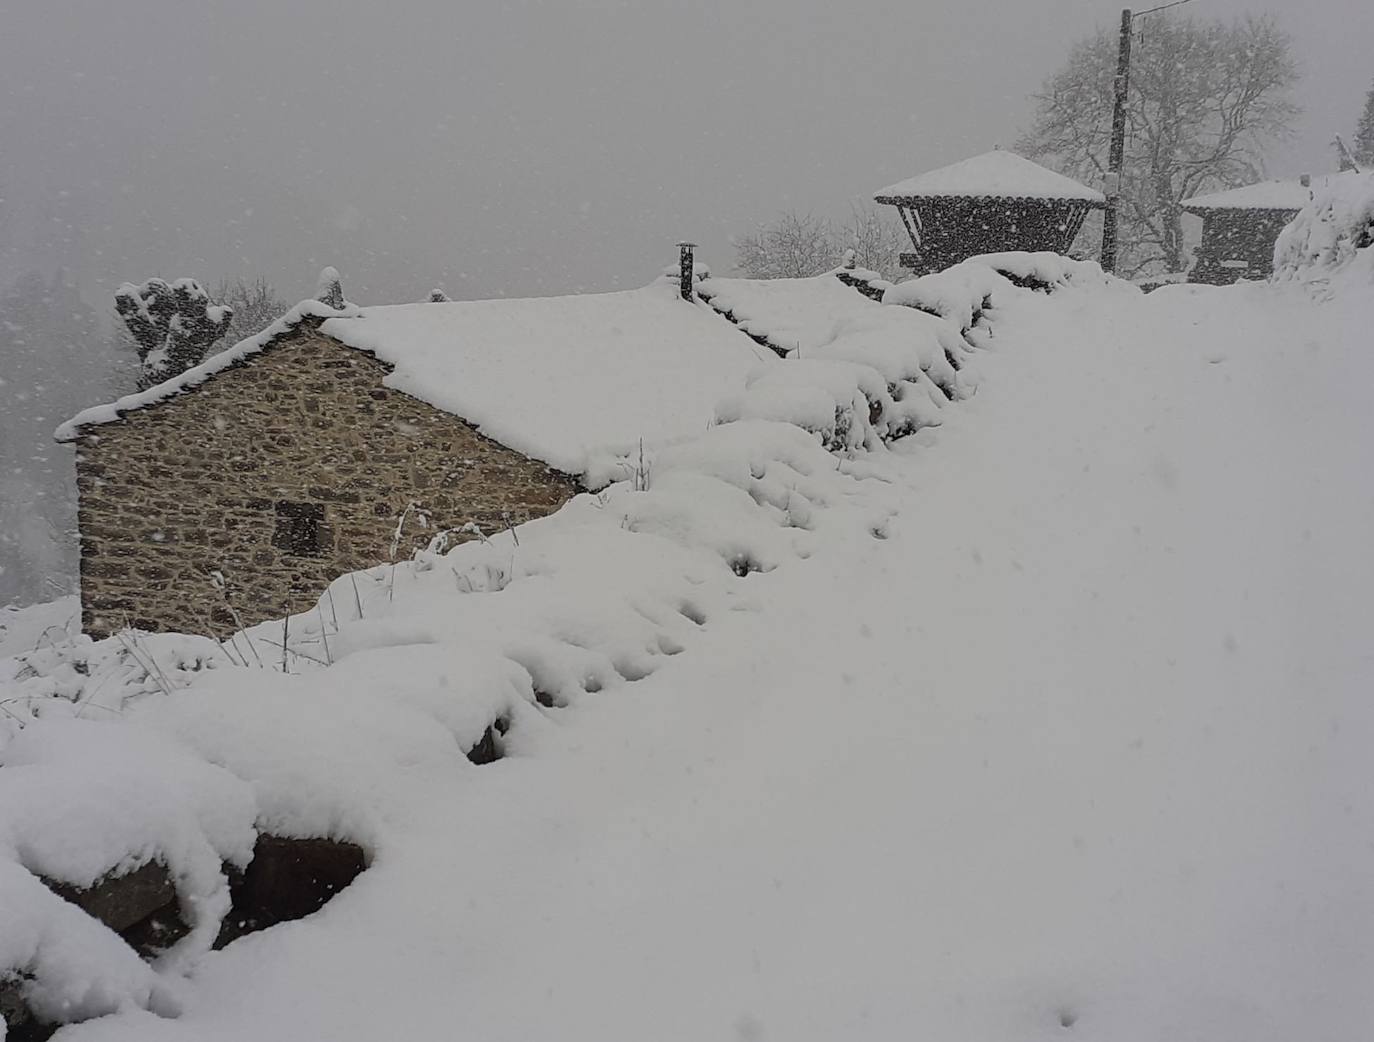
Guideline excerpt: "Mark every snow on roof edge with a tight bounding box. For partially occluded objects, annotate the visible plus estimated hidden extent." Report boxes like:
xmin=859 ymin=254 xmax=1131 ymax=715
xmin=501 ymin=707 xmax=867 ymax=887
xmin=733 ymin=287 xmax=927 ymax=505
xmin=874 ymin=150 xmax=1105 ymax=205
xmin=54 ymin=300 xmax=362 ymax=443
xmin=1181 ymin=178 xmax=1318 ymax=213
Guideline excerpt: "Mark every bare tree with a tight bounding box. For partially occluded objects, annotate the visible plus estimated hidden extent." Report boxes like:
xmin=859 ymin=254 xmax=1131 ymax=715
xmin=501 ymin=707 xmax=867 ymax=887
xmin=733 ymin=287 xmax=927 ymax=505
xmin=734 ymin=205 xmax=905 ymax=280
xmin=213 ymin=276 xmax=288 ymax=345
xmin=734 ymin=212 xmax=835 ymax=279
xmin=1018 ymin=14 xmax=1299 ymax=277
xmin=834 ymin=205 xmax=906 ymax=277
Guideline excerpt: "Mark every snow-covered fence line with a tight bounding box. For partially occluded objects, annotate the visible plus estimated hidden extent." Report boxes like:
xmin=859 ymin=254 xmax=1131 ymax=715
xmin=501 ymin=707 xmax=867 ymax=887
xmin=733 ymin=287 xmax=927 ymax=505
xmin=705 ymin=253 xmax=1120 ymax=456
xmin=695 ymin=283 xmax=790 ymax=358
xmin=834 ymin=265 xmax=892 ymax=301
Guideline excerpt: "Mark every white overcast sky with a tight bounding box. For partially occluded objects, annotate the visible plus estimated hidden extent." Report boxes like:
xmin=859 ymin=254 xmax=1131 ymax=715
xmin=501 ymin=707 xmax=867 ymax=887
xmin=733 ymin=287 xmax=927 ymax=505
xmin=0 ymin=0 xmax=1369 ymax=305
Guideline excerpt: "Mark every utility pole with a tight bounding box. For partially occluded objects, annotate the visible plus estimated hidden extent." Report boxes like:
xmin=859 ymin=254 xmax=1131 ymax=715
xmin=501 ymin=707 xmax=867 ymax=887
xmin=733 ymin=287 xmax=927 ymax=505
xmin=1100 ymin=0 xmax=1194 ymax=273
xmin=1100 ymin=8 xmax=1132 ymax=274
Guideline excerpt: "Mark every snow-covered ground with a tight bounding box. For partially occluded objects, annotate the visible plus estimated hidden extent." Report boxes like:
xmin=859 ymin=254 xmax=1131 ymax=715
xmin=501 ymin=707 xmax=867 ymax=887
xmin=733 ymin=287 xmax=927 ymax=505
xmin=0 ymin=597 xmax=79 ymax=661
xmin=3 ymin=235 xmax=1372 ymax=1040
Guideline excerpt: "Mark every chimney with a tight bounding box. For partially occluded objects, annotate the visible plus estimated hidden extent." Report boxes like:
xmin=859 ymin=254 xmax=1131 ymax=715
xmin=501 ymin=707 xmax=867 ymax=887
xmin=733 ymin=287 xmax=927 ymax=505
xmin=677 ymin=241 xmax=697 ymax=301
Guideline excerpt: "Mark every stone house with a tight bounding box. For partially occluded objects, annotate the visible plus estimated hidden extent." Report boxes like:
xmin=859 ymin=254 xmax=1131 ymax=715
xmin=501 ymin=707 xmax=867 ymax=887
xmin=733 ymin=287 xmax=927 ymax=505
xmin=58 ymin=278 xmax=764 ymax=637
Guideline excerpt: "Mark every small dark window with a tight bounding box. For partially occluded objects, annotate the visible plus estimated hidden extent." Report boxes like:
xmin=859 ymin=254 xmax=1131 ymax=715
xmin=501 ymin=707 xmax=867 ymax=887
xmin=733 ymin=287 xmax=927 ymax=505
xmin=273 ymin=501 xmax=325 ymax=556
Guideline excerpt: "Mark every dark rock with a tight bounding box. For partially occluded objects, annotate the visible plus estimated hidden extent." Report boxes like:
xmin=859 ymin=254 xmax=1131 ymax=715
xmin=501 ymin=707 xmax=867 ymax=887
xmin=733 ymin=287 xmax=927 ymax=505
xmin=43 ymin=861 xmax=189 ymax=960
xmin=1 ymin=974 xmax=55 ymax=1042
xmin=465 ymin=717 xmax=511 ymax=765
xmin=214 ymin=835 xmax=367 ymax=948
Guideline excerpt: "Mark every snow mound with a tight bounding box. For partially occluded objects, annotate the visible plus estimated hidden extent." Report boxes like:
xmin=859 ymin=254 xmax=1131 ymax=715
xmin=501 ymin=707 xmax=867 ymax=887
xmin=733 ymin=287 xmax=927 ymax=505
xmin=1272 ymin=171 xmax=1374 ymax=284
xmin=0 ymin=860 xmax=180 ymax=1029
xmin=0 ymin=718 xmax=256 ymax=962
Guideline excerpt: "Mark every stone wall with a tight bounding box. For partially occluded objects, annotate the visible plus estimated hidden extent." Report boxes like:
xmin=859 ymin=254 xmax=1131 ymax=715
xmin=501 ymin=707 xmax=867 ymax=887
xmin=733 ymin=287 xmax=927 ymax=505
xmin=73 ymin=326 xmax=580 ymax=637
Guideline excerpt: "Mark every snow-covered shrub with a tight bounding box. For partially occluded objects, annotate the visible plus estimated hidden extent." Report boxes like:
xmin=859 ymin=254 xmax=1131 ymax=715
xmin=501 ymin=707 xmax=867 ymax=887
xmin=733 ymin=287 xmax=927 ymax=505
xmin=1273 ymin=171 xmax=1374 ymax=282
xmin=714 ymin=359 xmax=893 ymax=453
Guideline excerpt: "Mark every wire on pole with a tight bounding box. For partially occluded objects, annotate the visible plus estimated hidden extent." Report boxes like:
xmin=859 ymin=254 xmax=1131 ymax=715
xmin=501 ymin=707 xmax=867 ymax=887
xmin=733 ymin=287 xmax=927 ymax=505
xmin=1132 ymin=0 xmax=1194 ymax=18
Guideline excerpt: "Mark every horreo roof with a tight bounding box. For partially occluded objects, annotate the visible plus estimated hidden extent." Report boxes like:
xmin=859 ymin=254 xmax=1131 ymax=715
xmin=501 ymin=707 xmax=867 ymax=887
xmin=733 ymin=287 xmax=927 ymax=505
xmin=1181 ymin=178 xmax=1322 ymax=214
xmin=874 ymin=150 xmax=1106 ymax=206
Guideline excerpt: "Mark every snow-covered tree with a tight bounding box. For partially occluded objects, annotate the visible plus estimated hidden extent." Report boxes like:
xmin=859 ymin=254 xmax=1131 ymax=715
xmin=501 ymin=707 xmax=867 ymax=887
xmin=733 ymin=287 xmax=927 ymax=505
xmin=734 ymin=212 xmax=834 ymax=279
xmin=1354 ymin=80 xmax=1374 ymax=169
xmin=1018 ymin=14 xmax=1299 ymax=277
xmin=115 ymin=278 xmax=233 ymax=390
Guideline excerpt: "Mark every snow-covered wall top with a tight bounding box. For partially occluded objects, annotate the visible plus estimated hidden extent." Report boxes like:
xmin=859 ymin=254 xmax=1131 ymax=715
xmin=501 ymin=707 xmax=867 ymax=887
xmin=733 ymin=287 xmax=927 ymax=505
xmin=874 ymin=150 xmax=1105 ymax=204
xmin=1182 ymin=178 xmax=1325 ymax=213
xmin=59 ymin=280 xmax=768 ymax=475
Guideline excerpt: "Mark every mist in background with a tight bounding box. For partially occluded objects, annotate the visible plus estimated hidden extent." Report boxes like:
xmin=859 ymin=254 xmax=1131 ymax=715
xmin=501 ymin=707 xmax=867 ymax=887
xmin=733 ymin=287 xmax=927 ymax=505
xmin=2 ymin=0 xmax=1369 ymax=306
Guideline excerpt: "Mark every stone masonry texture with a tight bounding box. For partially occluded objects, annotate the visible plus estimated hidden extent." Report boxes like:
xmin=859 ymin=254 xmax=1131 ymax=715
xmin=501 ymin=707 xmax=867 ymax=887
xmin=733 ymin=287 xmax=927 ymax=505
xmin=73 ymin=325 xmax=580 ymax=637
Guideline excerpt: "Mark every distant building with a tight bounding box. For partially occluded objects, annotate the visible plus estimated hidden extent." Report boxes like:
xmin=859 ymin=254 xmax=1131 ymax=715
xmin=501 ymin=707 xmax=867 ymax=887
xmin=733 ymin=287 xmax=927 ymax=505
xmin=1181 ymin=179 xmax=1315 ymax=285
xmin=874 ymin=150 xmax=1105 ymax=275
xmin=57 ymin=278 xmax=761 ymax=637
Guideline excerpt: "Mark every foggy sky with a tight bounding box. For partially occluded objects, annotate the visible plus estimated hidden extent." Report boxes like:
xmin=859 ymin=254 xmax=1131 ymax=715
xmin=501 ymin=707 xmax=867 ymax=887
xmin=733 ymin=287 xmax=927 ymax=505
xmin=1 ymin=0 xmax=1369 ymax=310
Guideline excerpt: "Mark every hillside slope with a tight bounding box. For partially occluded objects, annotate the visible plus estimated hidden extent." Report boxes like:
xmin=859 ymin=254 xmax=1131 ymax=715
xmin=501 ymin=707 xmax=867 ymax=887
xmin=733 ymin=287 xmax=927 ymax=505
xmin=6 ymin=270 xmax=1372 ymax=1042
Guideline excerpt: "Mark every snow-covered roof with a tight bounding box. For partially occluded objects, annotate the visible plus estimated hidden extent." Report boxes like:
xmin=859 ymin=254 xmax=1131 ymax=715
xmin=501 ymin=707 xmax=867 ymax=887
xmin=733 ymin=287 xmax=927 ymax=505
xmin=874 ymin=150 xmax=1106 ymax=205
xmin=1182 ymin=179 xmax=1320 ymax=213
xmin=58 ymin=280 xmax=770 ymax=474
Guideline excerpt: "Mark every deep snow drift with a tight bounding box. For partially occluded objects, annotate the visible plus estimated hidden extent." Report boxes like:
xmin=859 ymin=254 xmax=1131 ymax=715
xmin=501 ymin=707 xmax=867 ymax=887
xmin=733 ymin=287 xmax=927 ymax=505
xmin=3 ymin=244 xmax=1372 ymax=1040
